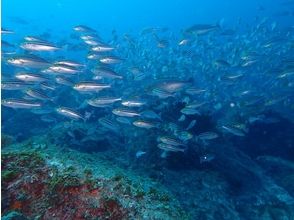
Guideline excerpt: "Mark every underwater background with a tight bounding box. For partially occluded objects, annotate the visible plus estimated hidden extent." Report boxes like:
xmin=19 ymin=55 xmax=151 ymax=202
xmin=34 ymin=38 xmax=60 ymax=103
xmin=1 ymin=0 xmax=294 ymax=219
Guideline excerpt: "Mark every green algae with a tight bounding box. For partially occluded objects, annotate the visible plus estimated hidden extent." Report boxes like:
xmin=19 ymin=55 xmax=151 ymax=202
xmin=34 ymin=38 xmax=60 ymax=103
xmin=2 ymin=170 xmax=19 ymax=182
xmin=2 ymin=151 xmax=45 ymax=184
xmin=47 ymin=169 xmax=81 ymax=190
xmin=2 ymin=151 xmax=45 ymax=169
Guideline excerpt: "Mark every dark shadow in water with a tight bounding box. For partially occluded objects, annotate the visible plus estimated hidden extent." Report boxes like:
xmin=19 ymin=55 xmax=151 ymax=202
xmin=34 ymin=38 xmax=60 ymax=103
xmin=239 ymin=111 xmax=294 ymax=161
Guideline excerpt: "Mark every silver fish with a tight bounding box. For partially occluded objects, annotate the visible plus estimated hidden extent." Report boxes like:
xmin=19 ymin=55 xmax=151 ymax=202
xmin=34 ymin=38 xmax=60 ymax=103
xmin=92 ymin=45 xmax=115 ymax=52
xmin=15 ymin=72 xmax=48 ymax=82
xmin=92 ymin=67 xmax=123 ymax=79
xmin=56 ymin=107 xmax=84 ymax=120
xmin=7 ymin=55 xmax=50 ymax=68
xmin=186 ymin=120 xmax=197 ymax=130
xmin=20 ymin=41 xmax=60 ymax=51
xmin=73 ymin=25 xmax=96 ymax=32
xmin=121 ymin=100 xmax=146 ymax=107
xmin=99 ymin=117 xmax=120 ymax=132
xmin=197 ymin=132 xmax=219 ymax=140
xmin=87 ymin=97 xmax=121 ymax=107
xmin=1 ymin=81 xmax=33 ymax=90
xmin=2 ymin=99 xmax=42 ymax=109
xmin=222 ymin=125 xmax=245 ymax=137
xmin=158 ymin=136 xmax=186 ymax=146
xmin=133 ymin=120 xmax=157 ymax=129
xmin=157 ymin=143 xmax=185 ymax=152
xmin=74 ymin=82 xmax=111 ymax=92
xmin=54 ymin=60 xmax=84 ymax=67
xmin=43 ymin=64 xmax=80 ymax=74
xmin=55 ymin=76 xmax=74 ymax=86
xmin=151 ymin=88 xmax=174 ymax=99
xmin=180 ymin=107 xmax=200 ymax=115
xmin=112 ymin=108 xmax=140 ymax=117
xmin=99 ymin=56 xmax=123 ymax=64
xmin=25 ymin=89 xmax=52 ymax=101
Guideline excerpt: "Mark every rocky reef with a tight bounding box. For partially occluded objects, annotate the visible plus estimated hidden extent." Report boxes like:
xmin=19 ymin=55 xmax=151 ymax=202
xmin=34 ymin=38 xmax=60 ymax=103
xmin=1 ymin=137 xmax=187 ymax=220
xmin=2 ymin=121 xmax=294 ymax=220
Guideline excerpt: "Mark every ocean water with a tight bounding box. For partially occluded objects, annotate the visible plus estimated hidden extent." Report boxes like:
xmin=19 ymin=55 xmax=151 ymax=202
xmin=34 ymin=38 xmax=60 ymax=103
xmin=1 ymin=0 xmax=294 ymax=219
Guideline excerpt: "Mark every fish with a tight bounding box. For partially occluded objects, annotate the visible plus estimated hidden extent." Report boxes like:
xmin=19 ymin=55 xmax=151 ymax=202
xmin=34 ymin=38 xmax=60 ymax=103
xmin=197 ymin=132 xmax=219 ymax=140
xmin=24 ymin=36 xmax=48 ymax=42
xmin=43 ymin=64 xmax=80 ymax=74
xmin=1 ymin=81 xmax=33 ymax=90
xmin=157 ymin=143 xmax=186 ymax=152
xmin=2 ymin=9 xmax=294 ymax=172
xmin=87 ymin=53 xmax=104 ymax=60
xmin=178 ymin=39 xmax=189 ymax=46
xmin=87 ymin=97 xmax=121 ymax=107
xmin=99 ymin=56 xmax=123 ymax=64
xmin=112 ymin=108 xmax=140 ymax=117
xmin=92 ymin=67 xmax=123 ymax=79
xmin=73 ymin=82 xmax=111 ymax=92
xmin=81 ymin=35 xmax=102 ymax=46
xmin=2 ymin=99 xmax=42 ymax=109
xmin=1 ymin=28 xmax=14 ymax=34
xmin=151 ymin=88 xmax=175 ymax=99
xmin=222 ymin=125 xmax=246 ymax=137
xmin=180 ymin=107 xmax=200 ymax=115
xmin=15 ymin=72 xmax=48 ymax=82
xmin=185 ymin=88 xmax=206 ymax=95
xmin=20 ymin=41 xmax=60 ymax=51
xmin=25 ymin=89 xmax=52 ymax=101
xmin=98 ymin=117 xmax=120 ymax=132
xmin=54 ymin=60 xmax=84 ymax=68
xmin=40 ymin=82 xmax=57 ymax=91
xmin=157 ymin=39 xmax=169 ymax=48
xmin=7 ymin=55 xmax=50 ymax=68
xmin=91 ymin=45 xmax=115 ymax=52
xmin=133 ymin=120 xmax=157 ymax=129
xmin=186 ymin=120 xmax=197 ymax=130
xmin=121 ymin=100 xmax=146 ymax=107
xmin=185 ymin=24 xmax=220 ymax=35
xmin=158 ymin=80 xmax=190 ymax=93
xmin=177 ymin=131 xmax=193 ymax=141
xmin=158 ymin=136 xmax=186 ymax=146
xmin=55 ymin=76 xmax=74 ymax=86
xmin=185 ymin=101 xmax=207 ymax=109
xmin=73 ymin=25 xmax=96 ymax=32
xmin=56 ymin=107 xmax=84 ymax=120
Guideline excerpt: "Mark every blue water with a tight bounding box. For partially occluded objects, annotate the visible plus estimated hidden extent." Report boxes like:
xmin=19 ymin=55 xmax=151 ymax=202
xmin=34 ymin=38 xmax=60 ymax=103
xmin=2 ymin=0 xmax=294 ymax=219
